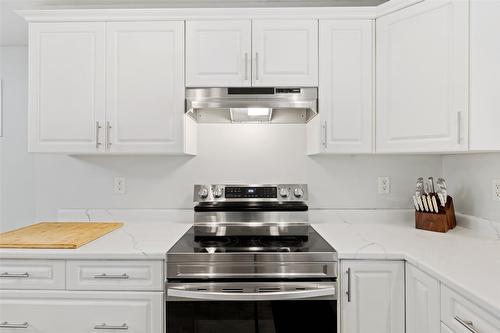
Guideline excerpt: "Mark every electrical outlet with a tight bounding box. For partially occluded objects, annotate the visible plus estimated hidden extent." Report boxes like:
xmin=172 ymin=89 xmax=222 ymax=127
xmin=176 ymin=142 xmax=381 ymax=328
xmin=378 ymin=177 xmax=391 ymax=194
xmin=492 ymin=179 xmax=500 ymax=201
xmin=113 ymin=177 xmax=126 ymax=194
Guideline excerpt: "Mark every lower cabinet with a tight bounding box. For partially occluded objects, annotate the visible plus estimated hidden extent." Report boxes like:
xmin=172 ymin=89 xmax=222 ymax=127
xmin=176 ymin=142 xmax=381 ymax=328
xmin=0 ymin=290 xmax=163 ymax=333
xmin=406 ymin=263 xmax=440 ymax=333
xmin=340 ymin=260 xmax=405 ymax=333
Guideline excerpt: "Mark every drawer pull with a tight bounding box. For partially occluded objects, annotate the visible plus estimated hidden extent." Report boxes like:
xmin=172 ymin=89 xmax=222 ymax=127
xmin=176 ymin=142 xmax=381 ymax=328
xmin=0 ymin=321 xmax=29 ymax=328
xmin=0 ymin=272 xmax=29 ymax=278
xmin=455 ymin=316 xmax=480 ymax=333
xmin=94 ymin=323 xmax=128 ymax=330
xmin=93 ymin=273 xmax=129 ymax=279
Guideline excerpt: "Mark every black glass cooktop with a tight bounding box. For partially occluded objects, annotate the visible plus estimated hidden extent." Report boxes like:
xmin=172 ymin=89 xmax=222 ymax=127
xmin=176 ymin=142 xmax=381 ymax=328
xmin=168 ymin=226 xmax=334 ymax=254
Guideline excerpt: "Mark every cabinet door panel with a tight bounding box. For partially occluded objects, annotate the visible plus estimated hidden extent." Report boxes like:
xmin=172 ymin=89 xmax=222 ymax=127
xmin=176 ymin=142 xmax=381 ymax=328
xmin=318 ymin=20 xmax=373 ymax=153
xmin=28 ymin=22 xmax=105 ymax=153
xmin=376 ymin=0 xmax=468 ymax=152
xmin=406 ymin=263 xmax=440 ymax=333
xmin=186 ymin=20 xmax=251 ymax=87
xmin=106 ymin=21 xmax=184 ymax=153
xmin=341 ymin=260 xmax=404 ymax=333
xmin=252 ymin=20 xmax=318 ymax=86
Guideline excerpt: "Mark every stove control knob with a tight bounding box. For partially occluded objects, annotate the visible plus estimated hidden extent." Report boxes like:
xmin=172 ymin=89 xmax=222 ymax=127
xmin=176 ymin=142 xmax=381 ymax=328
xmin=213 ymin=187 xmax=224 ymax=199
xmin=293 ymin=188 xmax=304 ymax=198
xmin=279 ymin=188 xmax=289 ymax=198
xmin=198 ymin=188 xmax=209 ymax=199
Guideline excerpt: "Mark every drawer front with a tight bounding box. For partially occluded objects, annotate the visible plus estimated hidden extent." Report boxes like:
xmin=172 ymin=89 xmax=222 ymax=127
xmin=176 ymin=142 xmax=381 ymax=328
xmin=67 ymin=260 xmax=163 ymax=291
xmin=0 ymin=290 xmax=163 ymax=333
xmin=441 ymin=285 xmax=500 ymax=333
xmin=0 ymin=260 xmax=65 ymax=290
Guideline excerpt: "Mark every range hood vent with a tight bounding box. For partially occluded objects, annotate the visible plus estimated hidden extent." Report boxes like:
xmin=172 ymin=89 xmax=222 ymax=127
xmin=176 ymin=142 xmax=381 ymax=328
xmin=185 ymin=87 xmax=318 ymax=124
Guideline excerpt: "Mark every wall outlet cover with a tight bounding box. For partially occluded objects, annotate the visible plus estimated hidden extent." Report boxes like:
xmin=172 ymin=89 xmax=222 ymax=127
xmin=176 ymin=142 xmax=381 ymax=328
xmin=492 ymin=179 xmax=500 ymax=201
xmin=113 ymin=177 xmax=126 ymax=194
xmin=378 ymin=176 xmax=390 ymax=194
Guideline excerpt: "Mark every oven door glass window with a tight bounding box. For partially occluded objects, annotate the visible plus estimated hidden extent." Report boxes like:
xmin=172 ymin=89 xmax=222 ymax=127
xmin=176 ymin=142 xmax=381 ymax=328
xmin=167 ymin=300 xmax=336 ymax=333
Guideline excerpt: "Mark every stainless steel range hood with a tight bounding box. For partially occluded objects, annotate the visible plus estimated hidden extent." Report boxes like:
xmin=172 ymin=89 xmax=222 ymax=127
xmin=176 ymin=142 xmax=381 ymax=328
xmin=185 ymin=87 xmax=318 ymax=123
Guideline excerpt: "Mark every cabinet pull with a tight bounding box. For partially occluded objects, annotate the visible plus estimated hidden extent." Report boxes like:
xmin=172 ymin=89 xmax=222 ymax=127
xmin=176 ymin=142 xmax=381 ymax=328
xmin=106 ymin=121 xmax=112 ymax=149
xmin=457 ymin=111 xmax=462 ymax=144
xmin=0 ymin=321 xmax=29 ymax=328
xmin=322 ymin=121 xmax=328 ymax=149
xmin=0 ymin=272 xmax=29 ymax=278
xmin=96 ymin=121 xmax=102 ymax=148
xmin=94 ymin=323 xmax=129 ymax=330
xmin=93 ymin=273 xmax=129 ymax=279
xmin=255 ymin=52 xmax=259 ymax=81
xmin=346 ymin=268 xmax=351 ymax=302
xmin=244 ymin=52 xmax=249 ymax=81
xmin=455 ymin=316 xmax=480 ymax=333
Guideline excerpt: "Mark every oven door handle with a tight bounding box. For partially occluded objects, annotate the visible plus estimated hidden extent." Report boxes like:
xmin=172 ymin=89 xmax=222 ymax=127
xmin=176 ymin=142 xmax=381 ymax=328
xmin=167 ymin=286 xmax=336 ymax=301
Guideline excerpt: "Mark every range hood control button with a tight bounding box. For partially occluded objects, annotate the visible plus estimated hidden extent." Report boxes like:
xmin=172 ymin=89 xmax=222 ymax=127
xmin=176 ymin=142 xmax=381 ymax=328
xmin=293 ymin=188 xmax=304 ymax=198
xmin=279 ymin=188 xmax=289 ymax=198
xmin=198 ymin=188 xmax=209 ymax=199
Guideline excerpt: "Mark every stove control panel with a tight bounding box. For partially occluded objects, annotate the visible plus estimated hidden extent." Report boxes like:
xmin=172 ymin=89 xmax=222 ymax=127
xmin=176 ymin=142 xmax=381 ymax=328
xmin=194 ymin=184 xmax=308 ymax=202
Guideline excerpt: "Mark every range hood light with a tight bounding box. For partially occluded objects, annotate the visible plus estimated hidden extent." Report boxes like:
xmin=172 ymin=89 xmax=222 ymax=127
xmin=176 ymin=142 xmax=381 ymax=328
xmin=247 ymin=108 xmax=272 ymax=117
xmin=229 ymin=108 xmax=273 ymax=123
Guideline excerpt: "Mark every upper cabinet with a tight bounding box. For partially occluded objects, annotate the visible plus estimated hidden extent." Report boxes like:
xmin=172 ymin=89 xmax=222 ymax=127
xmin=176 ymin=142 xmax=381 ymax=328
xmin=469 ymin=0 xmax=500 ymax=151
xmin=252 ymin=20 xmax=318 ymax=87
xmin=28 ymin=22 xmax=106 ymax=153
xmin=185 ymin=19 xmax=318 ymax=87
xmin=186 ymin=20 xmax=251 ymax=87
xmin=29 ymin=21 xmax=195 ymax=154
xmin=376 ymin=0 xmax=469 ymax=153
xmin=309 ymin=19 xmax=373 ymax=154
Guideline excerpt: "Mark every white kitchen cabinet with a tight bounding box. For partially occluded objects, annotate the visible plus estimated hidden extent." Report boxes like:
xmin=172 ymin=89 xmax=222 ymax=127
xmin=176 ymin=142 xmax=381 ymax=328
xmin=0 ymin=259 xmax=65 ymax=290
xmin=341 ymin=260 xmax=405 ymax=333
xmin=309 ymin=19 xmax=373 ymax=154
xmin=252 ymin=20 xmax=318 ymax=87
xmin=406 ymin=263 xmax=440 ymax=333
xmin=0 ymin=290 xmax=163 ymax=333
xmin=106 ymin=21 xmax=189 ymax=154
xmin=469 ymin=0 xmax=500 ymax=151
xmin=28 ymin=22 xmax=106 ymax=153
xmin=441 ymin=323 xmax=455 ymax=333
xmin=186 ymin=20 xmax=252 ymax=87
xmin=376 ymin=0 xmax=468 ymax=153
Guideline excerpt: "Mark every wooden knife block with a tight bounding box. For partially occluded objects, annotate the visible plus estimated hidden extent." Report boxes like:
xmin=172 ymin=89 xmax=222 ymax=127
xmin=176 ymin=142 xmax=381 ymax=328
xmin=415 ymin=196 xmax=456 ymax=233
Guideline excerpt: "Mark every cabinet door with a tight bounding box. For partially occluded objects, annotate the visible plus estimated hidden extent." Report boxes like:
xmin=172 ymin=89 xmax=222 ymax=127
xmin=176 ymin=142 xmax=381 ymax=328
xmin=28 ymin=22 xmax=106 ymax=153
xmin=376 ymin=0 xmax=468 ymax=153
xmin=317 ymin=20 xmax=373 ymax=153
xmin=252 ymin=20 xmax=318 ymax=87
xmin=106 ymin=21 xmax=185 ymax=154
xmin=441 ymin=323 xmax=455 ymax=333
xmin=186 ymin=20 xmax=251 ymax=87
xmin=406 ymin=263 xmax=440 ymax=333
xmin=341 ymin=260 xmax=405 ymax=333
xmin=469 ymin=0 xmax=500 ymax=151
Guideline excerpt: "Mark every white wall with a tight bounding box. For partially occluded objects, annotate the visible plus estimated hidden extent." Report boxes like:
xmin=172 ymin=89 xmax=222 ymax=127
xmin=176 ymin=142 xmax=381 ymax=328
xmin=0 ymin=46 xmax=444 ymax=231
xmin=443 ymin=154 xmax=500 ymax=222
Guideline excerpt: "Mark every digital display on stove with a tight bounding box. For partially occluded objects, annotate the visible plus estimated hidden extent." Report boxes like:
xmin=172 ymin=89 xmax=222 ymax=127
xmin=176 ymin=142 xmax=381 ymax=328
xmin=225 ymin=186 xmax=277 ymax=198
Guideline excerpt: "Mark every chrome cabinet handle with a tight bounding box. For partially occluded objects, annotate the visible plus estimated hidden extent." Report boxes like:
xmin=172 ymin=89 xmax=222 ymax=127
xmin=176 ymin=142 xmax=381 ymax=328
xmin=346 ymin=268 xmax=351 ymax=302
xmin=323 ymin=121 xmax=328 ymax=149
xmin=0 ymin=322 xmax=29 ymax=328
xmin=93 ymin=273 xmax=129 ymax=279
xmin=255 ymin=52 xmax=259 ymax=80
xmin=455 ymin=316 xmax=480 ymax=333
xmin=96 ymin=121 xmax=102 ymax=148
xmin=457 ymin=111 xmax=462 ymax=144
xmin=0 ymin=272 xmax=29 ymax=278
xmin=94 ymin=323 xmax=128 ymax=330
xmin=106 ymin=121 xmax=112 ymax=149
xmin=244 ymin=52 xmax=248 ymax=81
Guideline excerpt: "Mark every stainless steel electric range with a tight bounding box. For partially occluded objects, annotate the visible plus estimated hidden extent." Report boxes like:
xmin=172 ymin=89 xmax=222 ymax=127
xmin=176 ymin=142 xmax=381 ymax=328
xmin=166 ymin=184 xmax=338 ymax=333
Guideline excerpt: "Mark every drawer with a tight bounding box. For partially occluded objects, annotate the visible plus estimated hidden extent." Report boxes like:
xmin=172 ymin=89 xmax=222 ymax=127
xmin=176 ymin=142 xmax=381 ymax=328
xmin=0 ymin=290 xmax=163 ymax=333
xmin=441 ymin=284 xmax=500 ymax=333
xmin=0 ymin=260 xmax=65 ymax=290
xmin=67 ymin=260 xmax=163 ymax=291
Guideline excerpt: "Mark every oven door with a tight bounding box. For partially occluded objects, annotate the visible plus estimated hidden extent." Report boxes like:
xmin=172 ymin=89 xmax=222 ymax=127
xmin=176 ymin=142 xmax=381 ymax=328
xmin=166 ymin=281 xmax=337 ymax=333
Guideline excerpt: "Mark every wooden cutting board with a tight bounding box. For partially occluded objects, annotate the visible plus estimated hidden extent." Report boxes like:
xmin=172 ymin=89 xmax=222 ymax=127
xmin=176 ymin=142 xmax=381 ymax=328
xmin=0 ymin=222 xmax=123 ymax=249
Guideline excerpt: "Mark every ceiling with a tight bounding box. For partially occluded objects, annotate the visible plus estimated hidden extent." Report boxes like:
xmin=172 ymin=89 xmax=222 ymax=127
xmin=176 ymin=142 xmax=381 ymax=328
xmin=1 ymin=0 xmax=387 ymax=46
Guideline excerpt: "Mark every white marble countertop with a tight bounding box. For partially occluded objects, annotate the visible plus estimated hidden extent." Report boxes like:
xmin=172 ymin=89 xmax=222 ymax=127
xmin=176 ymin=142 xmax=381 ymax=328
xmin=1 ymin=208 xmax=499 ymax=318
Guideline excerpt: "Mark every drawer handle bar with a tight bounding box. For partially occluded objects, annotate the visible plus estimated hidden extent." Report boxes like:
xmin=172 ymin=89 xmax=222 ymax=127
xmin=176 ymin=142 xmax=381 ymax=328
xmin=0 ymin=272 xmax=29 ymax=278
xmin=94 ymin=323 xmax=128 ymax=330
xmin=93 ymin=273 xmax=129 ymax=279
xmin=455 ymin=316 xmax=480 ymax=333
xmin=0 ymin=321 xmax=29 ymax=328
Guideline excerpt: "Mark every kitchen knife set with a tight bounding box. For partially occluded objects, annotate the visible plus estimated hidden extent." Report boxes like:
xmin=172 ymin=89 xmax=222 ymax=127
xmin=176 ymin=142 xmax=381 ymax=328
xmin=412 ymin=177 xmax=447 ymax=213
